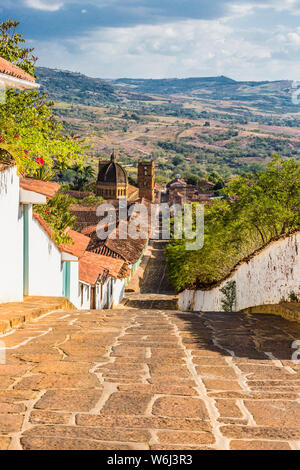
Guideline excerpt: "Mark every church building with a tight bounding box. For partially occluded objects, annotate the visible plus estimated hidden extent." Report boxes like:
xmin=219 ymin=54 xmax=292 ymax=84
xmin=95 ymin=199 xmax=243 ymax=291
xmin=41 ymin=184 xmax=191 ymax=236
xmin=96 ymin=151 xmax=155 ymax=202
xmin=96 ymin=151 xmax=128 ymax=199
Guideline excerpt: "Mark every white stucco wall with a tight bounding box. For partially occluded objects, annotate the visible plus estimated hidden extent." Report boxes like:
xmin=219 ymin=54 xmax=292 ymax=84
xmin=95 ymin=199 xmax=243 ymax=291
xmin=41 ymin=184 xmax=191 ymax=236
xmin=69 ymin=261 xmax=81 ymax=308
xmin=0 ymin=166 xmax=23 ymax=303
xmin=27 ymin=211 xmax=63 ymax=297
xmin=78 ymin=282 xmax=91 ymax=309
xmin=178 ymin=232 xmax=300 ymax=312
xmin=96 ymin=278 xmax=110 ymax=310
xmin=111 ymin=278 xmax=125 ymax=307
xmin=76 ymin=276 xmax=125 ymax=311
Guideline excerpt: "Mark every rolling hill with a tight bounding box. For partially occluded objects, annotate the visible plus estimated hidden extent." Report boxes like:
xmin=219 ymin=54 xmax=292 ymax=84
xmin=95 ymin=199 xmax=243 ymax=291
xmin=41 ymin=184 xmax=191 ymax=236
xmin=111 ymin=76 xmax=294 ymax=112
xmin=36 ymin=67 xmax=296 ymax=113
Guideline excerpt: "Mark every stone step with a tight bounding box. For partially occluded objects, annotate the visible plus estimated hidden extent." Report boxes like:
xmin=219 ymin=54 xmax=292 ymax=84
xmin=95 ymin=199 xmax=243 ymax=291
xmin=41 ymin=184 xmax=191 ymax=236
xmin=0 ymin=296 xmax=75 ymax=334
xmin=122 ymin=294 xmax=178 ymax=311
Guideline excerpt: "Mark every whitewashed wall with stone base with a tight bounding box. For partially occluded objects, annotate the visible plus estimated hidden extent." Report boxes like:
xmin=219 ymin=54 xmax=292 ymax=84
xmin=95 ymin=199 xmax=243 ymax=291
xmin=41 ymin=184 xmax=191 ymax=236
xmin=178 ymin=232 xmax=300 ymax=312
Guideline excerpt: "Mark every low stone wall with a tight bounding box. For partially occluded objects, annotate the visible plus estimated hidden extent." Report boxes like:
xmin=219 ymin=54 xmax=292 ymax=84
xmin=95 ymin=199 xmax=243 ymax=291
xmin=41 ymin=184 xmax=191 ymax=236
xmin=178 ymin=231 xmax=300 ymax=313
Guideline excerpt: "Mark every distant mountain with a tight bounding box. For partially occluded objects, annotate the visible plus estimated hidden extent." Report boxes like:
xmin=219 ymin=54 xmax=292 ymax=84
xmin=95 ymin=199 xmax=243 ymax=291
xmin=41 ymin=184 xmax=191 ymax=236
xmin=36 ymin=67 xmax=119 ymax=104
xmin=112 ymin=75 xmax=237 ymax=94
xmin=110 ymin=76 xmax=294 ymax=111
xmin=36 ymin=67 xmax=295 ymax=112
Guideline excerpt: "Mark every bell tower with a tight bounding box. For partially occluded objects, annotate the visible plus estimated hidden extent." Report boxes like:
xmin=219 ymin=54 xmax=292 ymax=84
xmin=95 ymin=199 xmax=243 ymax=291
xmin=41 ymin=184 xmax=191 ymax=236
xmin=138 ymin=160 xmax=155 ymax=202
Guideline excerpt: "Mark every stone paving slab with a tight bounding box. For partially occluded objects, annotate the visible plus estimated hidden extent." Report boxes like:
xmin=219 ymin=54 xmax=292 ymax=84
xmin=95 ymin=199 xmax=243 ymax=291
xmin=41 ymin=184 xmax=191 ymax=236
xmin=0 ymin=306 xmax=300 ymax=450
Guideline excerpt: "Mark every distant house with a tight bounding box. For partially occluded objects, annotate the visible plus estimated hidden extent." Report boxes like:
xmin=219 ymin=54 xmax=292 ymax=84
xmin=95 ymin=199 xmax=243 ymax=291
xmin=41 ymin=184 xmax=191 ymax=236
xmin=84 ymin=222 xmax=148 ymax=288
xmin=79 ymin=252 xmax=129 ymax=309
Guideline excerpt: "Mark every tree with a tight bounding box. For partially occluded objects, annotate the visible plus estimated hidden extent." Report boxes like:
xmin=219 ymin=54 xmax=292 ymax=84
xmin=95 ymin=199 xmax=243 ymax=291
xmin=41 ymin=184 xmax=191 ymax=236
xmin=0 ymin=20 xmax=37 ymax=75
xmin=34 ymin=193 xmax=76 ymax=245
xmin=166 ymin=155 xmax=300 ymax=292
xmin=0 ymin=20 xmax=87 ymax=178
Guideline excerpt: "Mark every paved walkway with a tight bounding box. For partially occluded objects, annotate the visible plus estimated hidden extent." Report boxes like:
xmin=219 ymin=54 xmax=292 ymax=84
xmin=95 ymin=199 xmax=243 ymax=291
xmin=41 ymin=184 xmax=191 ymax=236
xmin=1 ymin=245 xmax=300 ymax=450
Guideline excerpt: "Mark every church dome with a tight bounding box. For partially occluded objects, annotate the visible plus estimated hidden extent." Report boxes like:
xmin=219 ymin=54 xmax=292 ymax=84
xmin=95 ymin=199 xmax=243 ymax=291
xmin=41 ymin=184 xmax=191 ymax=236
xmin=97 ymin=151 xmax=128 ymax=185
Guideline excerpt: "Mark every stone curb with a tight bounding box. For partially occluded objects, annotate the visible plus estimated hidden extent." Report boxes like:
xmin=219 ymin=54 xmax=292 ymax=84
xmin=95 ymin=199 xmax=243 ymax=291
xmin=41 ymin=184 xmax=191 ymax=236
xmin=0 ymin=297 xmax=75 ymax=334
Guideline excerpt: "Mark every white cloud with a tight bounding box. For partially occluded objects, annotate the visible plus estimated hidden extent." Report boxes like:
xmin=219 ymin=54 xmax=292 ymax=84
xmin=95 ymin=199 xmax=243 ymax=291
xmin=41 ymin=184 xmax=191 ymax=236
xmin=32 ymin=19 xmax=274 ymax=80
xmin=26 ymin=1 xmax=300 ymax=81
xmin=24 ymin=0 xmax=63 ymax=11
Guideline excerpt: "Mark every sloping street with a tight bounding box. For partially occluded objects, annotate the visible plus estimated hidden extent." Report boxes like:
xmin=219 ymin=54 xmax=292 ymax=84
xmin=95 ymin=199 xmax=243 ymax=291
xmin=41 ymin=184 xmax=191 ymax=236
xmin=1 ymin=243 xmax=300 ymax=450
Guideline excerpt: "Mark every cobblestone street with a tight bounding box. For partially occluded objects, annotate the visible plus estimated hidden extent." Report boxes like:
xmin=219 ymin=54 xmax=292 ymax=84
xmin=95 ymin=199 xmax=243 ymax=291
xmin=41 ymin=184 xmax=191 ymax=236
xmin=1 ymin=243 xmax=300 ymax=450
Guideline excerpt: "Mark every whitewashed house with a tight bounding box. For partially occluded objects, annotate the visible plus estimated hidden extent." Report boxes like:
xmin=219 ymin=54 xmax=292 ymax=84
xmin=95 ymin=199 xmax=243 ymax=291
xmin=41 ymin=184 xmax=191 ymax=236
xmin=79 ymin=251 xmax=129 ymax=309
xmin=0 ymin=157 xmax=127 ymax=308
xmin=0 ymin=160 xmax=63 ymax=303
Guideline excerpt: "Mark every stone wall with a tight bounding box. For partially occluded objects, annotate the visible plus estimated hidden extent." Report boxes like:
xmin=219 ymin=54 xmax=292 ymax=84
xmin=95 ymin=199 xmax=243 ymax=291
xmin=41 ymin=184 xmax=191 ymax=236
xmin=178 ymin=231 xmax=300 ymax=312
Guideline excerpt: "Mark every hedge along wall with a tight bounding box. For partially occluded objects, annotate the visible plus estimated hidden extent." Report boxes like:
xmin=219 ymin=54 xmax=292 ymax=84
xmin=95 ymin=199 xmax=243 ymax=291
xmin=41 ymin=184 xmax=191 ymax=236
xmin=178 ymin=231 xmax=300 ymax=313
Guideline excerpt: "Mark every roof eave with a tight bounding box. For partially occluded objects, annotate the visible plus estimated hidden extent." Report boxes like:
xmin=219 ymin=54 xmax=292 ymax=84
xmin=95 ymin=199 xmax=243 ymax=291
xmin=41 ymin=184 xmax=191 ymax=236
xmin=0 ymin=72 xmax=40 ymax=90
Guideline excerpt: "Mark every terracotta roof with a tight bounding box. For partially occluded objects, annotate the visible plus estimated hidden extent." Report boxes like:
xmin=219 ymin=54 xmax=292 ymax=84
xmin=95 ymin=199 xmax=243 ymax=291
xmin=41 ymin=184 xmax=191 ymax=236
xmin=88 ymin=226 xmax=148 ymax=265
xmin=128 ymin=184 xmax=139 ymax=196
xmin=0 ymin=57 xmax=36 ymax=83
xmin=71 ymin=204 xmax=119 ymax=231
xmin=61 ymin=229 xmax=90 ymax=259
xmin=81 ymin=221 xmax=116 ymax=237
xmin=20 ymin=178 xmax=60 ymax=199
xmin=79 ymin=252 xmax=128 ymax=285
xmin=81 ymin=225 xmax=98 ymax=236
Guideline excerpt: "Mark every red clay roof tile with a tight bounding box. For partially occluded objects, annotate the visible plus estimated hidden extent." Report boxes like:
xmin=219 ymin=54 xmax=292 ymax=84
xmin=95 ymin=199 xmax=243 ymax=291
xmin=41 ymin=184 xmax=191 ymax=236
xmin=20 ymin=178 xmax=60 ymax=199
xmin=79 ymin=252 xmax=128 ymax=285
xmin=61 ymin=229 xmax=90 ymax=259
xmin=0 ymin=57 xmax=36 ymax=83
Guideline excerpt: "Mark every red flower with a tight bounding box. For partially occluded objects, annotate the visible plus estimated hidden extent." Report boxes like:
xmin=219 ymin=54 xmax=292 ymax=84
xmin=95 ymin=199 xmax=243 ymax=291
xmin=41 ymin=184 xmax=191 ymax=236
xmin=14 ymin=135 xmax=19 ymax=140
xmin=45 ymin=210 xmax=50 ymax=215
xmin=35 ymin=157 xmax=45 ymax=166
xmin=0 ymin=137 xmax=5 ymax=143
xmin=35 ymin=122 xmax=39 ymax=126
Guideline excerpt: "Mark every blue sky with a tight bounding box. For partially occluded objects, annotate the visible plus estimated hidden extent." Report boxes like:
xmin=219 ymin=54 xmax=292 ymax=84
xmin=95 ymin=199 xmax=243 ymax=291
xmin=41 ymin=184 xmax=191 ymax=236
xmin=1 ymin=0 xmax=300 ymax=80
